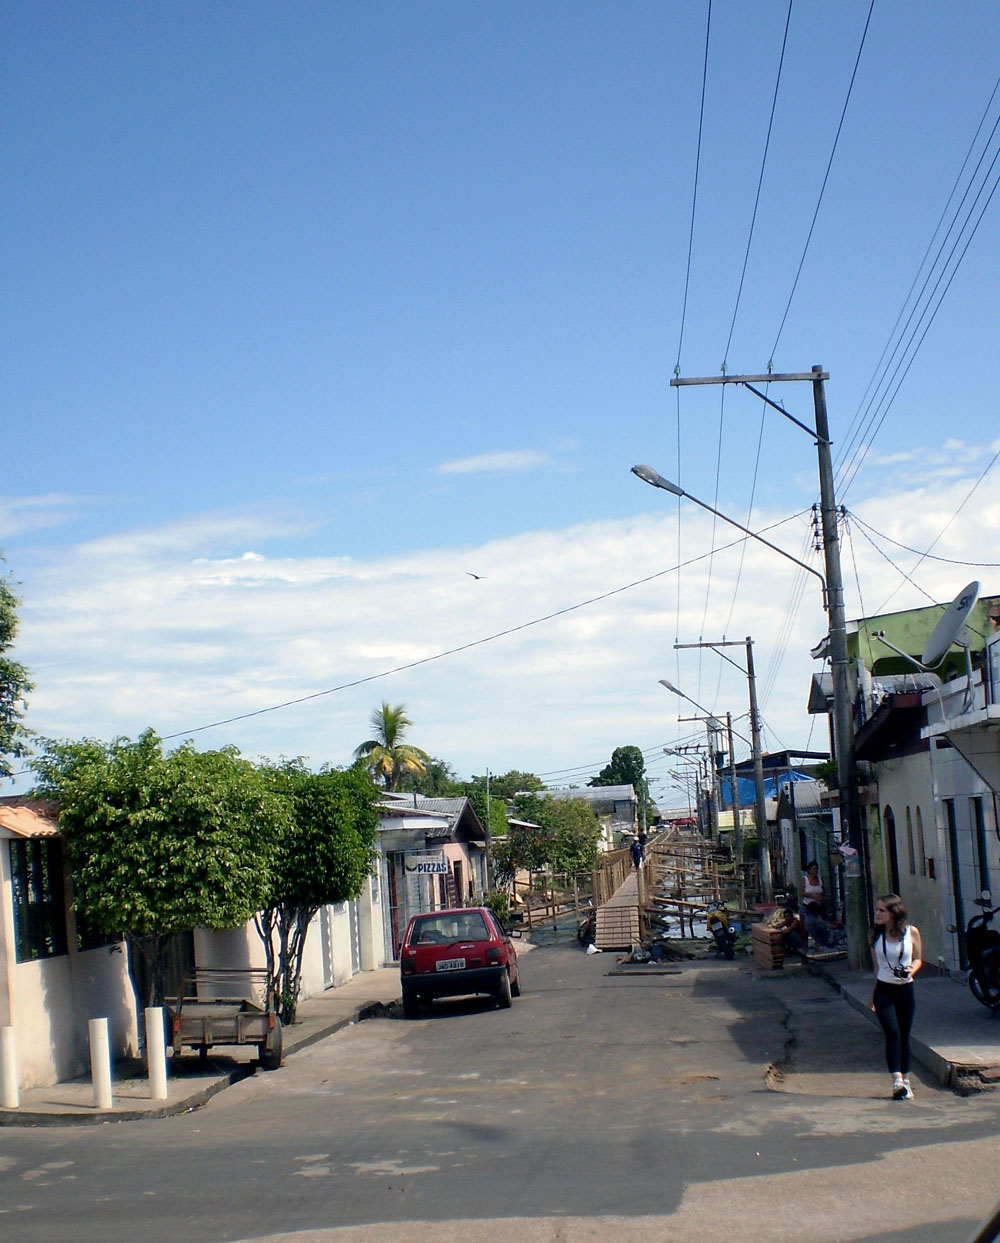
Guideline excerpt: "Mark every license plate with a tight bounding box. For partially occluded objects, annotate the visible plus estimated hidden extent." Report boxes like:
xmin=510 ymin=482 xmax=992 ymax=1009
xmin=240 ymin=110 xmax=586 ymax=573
xmin=436 ymin=957 xmax=466 ymax=972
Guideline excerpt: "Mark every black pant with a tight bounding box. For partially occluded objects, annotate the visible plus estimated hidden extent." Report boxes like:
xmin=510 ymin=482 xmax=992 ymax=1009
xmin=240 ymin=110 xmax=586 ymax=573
xmin=873 ymin=980 xmax=916 ymax=1075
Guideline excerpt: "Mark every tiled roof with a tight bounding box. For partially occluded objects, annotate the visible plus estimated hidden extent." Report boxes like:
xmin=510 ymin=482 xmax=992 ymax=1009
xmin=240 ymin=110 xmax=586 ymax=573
xmin=0 ymin=798 xmax=59 ymax=838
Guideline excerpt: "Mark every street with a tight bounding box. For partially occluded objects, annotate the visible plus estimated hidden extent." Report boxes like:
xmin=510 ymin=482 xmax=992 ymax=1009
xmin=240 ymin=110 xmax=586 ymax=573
xmin=2 ymin=943 xmax=999 ymax=1243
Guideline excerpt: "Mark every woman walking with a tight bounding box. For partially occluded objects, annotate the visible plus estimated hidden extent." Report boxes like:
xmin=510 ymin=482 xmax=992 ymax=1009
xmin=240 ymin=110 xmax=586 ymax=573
xmin=870 ymin=894 xmax=923 ymax=1100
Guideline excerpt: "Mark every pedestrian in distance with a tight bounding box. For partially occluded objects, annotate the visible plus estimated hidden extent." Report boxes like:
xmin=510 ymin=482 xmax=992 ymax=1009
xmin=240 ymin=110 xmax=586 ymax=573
xmin=869 ymin=893 xmax=923 ymax=1100
xmin=799 ymin=859 xmax=825 ymax=916
xmin=630 ymin=835 xmax=642 ymax=869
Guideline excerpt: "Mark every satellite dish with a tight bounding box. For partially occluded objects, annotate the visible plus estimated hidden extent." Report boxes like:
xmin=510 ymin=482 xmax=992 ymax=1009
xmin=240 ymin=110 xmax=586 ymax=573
xmin=922 ymin=581 xmax=980 ymax=667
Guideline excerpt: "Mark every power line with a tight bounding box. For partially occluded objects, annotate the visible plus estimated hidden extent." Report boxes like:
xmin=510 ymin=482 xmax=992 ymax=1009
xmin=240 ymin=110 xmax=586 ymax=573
xmin=161 ymin=513 xmax=810 ymax=742
xmin=722 ymin=0 xmax=793 ymax=365
xmin=847 ymin=510 xmax=1000 ymax=568
xmin=834 ymin=71 xmax=1000 ymax=491
xmin=769 ymin=0 xmax=875 ymax=363
xmin=675 ymin=0 xmax=713 ymax=371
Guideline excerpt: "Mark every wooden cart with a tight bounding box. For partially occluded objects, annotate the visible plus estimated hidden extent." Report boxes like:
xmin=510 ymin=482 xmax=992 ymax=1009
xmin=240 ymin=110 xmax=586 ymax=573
xmin=167 ymin=968 xmax=283 ymax=1071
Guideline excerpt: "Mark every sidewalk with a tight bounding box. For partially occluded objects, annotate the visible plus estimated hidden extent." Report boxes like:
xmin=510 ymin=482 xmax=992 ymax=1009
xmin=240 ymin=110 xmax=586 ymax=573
xmin=0 ymin=966 xmax=403 ymax=1127
xmin=805 ymin=957 xmax=1000 ymax=1091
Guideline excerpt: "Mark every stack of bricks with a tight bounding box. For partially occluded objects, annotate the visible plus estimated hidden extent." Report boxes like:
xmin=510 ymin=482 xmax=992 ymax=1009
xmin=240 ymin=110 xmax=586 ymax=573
xmin=752 ymin=923 xmax=784 ymax=970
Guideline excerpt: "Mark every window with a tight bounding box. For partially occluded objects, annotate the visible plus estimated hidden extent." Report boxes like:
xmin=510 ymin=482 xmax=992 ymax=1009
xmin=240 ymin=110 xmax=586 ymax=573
xmin=905 ymin=808 xmax=915 ymax=875
xmin=915 ymin=807 xmax=927 ymax=877
xmin=9 ymin=838 xmax=68 ymax=962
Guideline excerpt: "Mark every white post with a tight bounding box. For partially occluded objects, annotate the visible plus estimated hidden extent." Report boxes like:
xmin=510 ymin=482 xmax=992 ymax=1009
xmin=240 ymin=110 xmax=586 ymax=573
xmin=88 ymin=1017 xmax=113 ymax=1110
xmin=144 ymin=1007 xmax=168 ymax=1101
xmin=0 ymin=1026 xmax=19 ymax=1109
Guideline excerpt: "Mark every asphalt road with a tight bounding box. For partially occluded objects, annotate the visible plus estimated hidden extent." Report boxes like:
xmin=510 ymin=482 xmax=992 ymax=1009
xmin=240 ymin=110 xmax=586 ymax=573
xmin=2 ymin=943 xmax=999 ymax=1243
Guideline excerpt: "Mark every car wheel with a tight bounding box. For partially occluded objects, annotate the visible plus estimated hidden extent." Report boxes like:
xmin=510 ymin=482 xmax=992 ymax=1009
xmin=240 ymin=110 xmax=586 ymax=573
xmin=510 ymin=969 xmax=521 ymax=997
xmin=496 ymin=968 xmax=512 ymax=1009
xmin=402 ymin=988 xmax=420 ymax=1019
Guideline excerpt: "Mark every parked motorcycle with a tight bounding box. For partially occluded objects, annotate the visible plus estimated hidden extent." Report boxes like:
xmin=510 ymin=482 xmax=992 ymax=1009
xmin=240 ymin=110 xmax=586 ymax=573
xmin=706 ymin=903 xmax=737 ymax=960
xmin=949 ymin=891 xmax=1000 ymax=1014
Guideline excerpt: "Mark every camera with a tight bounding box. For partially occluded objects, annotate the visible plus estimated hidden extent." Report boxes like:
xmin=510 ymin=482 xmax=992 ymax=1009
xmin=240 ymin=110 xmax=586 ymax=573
xmin=892 ymin=966 xmax=910 ymax=980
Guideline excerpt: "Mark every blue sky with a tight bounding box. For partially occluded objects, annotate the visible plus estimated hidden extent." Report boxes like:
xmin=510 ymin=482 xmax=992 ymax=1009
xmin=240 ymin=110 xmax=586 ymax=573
xmin=4 ymin=3 xmax=1000 ymax=802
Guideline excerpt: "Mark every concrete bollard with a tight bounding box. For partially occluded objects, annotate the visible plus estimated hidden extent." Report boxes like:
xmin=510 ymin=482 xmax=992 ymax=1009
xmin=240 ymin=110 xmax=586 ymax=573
xmin=1 ymin=1026 xmax=19 ymax=1109
xmin=88 ymin=1017 xmax=113 ymax=1110
xmin=145 ymin=1007 xmax=168 ymax=1101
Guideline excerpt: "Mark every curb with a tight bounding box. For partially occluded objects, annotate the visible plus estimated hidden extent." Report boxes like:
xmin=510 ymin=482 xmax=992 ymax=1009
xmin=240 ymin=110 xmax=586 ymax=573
xmin=0 ymin=996 xmax=399 ymax=1128
xmin=804 ymin=960 xmax=998 ymax=1094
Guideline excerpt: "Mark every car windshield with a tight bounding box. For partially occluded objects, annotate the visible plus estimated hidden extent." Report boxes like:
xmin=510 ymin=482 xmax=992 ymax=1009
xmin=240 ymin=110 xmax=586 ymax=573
xmin=409 ymin=913 xmax=490 ymax=945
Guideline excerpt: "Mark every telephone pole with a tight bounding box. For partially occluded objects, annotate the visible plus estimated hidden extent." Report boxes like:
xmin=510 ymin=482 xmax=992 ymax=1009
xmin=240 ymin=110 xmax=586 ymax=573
xmin=675 ymin=637 xmax=771 ymax=900
xmin=670 ymin=367 xmax=870 ymax=963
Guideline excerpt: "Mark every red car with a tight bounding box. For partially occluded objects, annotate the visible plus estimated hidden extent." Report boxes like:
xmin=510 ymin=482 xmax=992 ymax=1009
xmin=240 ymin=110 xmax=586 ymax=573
xmin=400 ymin=906 xmax=520 ymax=1018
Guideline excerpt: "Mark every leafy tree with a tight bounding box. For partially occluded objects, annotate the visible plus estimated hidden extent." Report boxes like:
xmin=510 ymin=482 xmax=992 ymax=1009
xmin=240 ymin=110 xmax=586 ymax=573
xmin=397 ymin=755 xmax=463 ymax=797
xmin=494 ymin=793 xmax=601 ymax=882
xmin=353 ymin=702 xmax=431 ymax=790
xmin=255 ymin=762 xmax=378 ymax=1022
xmin=589 ymin=745 xmax=649 ymax=817
xmin=468 ymin=788 xmax=507 ymax=845
xmin=31 ymin=730 xmax=286 ymax=1007
xmin=0 ymin=559 xmax=33 ymax=778
xmin=470 ymin=770 xmax=543 ymax=801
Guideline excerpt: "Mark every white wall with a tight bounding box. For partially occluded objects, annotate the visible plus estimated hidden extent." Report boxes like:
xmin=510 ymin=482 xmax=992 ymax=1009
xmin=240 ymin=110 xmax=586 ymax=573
xmin=0 ymin=834 xmax=137 ymax=1090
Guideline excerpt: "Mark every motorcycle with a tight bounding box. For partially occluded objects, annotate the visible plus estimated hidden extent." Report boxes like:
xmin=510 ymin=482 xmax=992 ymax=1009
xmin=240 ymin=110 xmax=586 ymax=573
xmin=949 ymin=891 xmax=1000 ymax=1013
xmin=706 ymin=903 xmax=737 ymax=961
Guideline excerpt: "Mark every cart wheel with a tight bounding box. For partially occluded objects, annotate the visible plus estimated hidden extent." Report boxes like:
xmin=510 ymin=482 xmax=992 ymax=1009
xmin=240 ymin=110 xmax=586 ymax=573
xmin=259 ymin=1016 xmax=283 ymax=1070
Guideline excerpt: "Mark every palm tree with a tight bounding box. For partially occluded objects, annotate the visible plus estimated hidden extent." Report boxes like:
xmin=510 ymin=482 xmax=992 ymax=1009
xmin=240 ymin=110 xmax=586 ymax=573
xmin=353 ymin=702 xmax=431 ymax=791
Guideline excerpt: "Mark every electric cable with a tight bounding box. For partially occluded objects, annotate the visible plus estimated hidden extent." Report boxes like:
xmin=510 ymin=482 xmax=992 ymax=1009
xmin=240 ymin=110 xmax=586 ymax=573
xmin=847 ymin=511 xmax=1000 ymax=568
xmin=834 ymin=71 xmax=1000 ymax=487
xmin=159 ymin=513 xmax=811 ymax=742
xmin=838 ymin=134 xmax=1000 ymax=498
xmin=769 ymin=0 xmax=875 ymax=363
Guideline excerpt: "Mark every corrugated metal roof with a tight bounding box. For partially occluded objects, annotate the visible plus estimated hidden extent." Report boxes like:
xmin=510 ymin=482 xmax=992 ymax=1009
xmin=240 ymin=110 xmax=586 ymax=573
xmin=544 ymin=785 xmax=636 ymax=803
xmin=0 ymin=798 xmax=59 ymax=838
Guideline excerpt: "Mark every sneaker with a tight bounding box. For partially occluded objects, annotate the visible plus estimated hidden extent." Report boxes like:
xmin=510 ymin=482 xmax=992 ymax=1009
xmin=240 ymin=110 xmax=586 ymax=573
xmin=902 ymin=1079 xmax=914 ymax=1100
xmin=892 ymin=1084 xmax=907 ymax=1100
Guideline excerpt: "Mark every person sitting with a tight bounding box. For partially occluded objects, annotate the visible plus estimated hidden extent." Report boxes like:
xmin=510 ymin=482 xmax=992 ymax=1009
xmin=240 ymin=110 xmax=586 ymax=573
xmin=779 ymin=905 xmax=808 ymax=953
xmin=803 ymin=901 xmax=847 ymax=950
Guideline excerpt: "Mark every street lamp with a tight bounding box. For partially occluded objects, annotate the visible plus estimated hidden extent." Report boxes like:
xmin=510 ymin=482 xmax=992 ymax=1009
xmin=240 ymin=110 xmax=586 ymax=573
xmin=632 ymin=466 xmax=827 ymax=604
xmin=660 ymin=680 xmax=767 ymax=893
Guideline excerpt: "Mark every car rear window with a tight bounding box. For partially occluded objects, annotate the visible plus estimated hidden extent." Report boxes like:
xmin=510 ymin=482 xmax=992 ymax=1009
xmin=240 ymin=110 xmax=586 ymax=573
xmin=408 ymin=912 xmax=490 ymax=945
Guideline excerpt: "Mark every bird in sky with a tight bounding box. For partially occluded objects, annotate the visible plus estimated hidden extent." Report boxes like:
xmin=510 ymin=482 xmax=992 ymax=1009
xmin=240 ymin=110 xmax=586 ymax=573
xmin=466 ymin=572 xmax=484 ymax=580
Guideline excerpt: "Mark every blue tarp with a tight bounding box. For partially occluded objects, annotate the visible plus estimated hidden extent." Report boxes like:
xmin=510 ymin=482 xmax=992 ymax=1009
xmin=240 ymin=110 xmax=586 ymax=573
xmin=718 ymin=769 xmax=812 ymax=808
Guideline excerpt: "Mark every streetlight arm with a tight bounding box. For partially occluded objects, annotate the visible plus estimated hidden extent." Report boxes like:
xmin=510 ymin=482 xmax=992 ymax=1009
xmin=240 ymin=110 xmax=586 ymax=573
xmin=633 ymin=464 xmax=828 ymax=605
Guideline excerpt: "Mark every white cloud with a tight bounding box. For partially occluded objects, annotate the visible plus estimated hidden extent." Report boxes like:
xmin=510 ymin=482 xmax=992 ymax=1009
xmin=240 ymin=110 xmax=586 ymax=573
xmin=434 ymin=449 xmax=551 ymax=476
xmin=0 ymin=493 xmax=84 ymax=539
xmin=6 ymin=449 xmax=999 ymax=795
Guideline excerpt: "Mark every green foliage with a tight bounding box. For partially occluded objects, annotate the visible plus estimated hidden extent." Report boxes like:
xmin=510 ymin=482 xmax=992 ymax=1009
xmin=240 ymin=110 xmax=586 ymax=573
xmin=256 ymin=761 xmax=379 ymax=1022
xmin=0 ymin=560 xmax=34 ymax=778
xmin=397 ymin=755 xmax=463 ymax=796
xmin=812 ymin=758 xmax=838 ymax=790
xmin=469 ymin=770 xmax=543 ymax=801
xmin=468 ymin=788 xmax=508 ymax=842
xmin=353 ymin=701 xmax=431 ymax=790
xmin=589 ymin=744 xmax=649 ymax=813
xmin=482 ymin=889 xmax=510 ymax=924
xmin=494 ymin=794 xmax=601 ymax=881
xmin=32 ymin=730 xmax=286 ymax=1006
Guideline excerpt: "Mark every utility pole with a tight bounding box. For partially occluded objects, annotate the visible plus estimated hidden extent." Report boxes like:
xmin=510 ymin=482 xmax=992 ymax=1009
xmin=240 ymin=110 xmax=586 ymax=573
xmin=726 ymin=712 xmax=742 ymax=863
xmin=671 ymin=367 xmax=870 ymax=961
xmin=675 ymin=725 xmax=721 ymax=841
xmin=675 ymin=637 xmax=771 ymax=901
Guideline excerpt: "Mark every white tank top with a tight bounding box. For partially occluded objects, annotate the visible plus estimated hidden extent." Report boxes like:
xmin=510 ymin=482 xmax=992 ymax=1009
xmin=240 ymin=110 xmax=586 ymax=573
xmin=873 ymin=927 xmax=913 ymax=984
